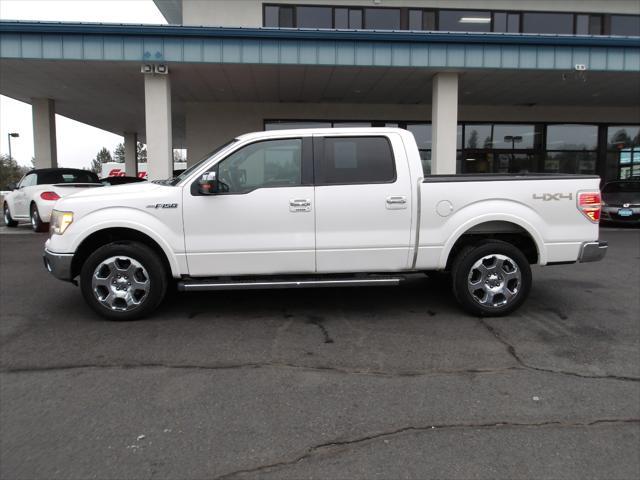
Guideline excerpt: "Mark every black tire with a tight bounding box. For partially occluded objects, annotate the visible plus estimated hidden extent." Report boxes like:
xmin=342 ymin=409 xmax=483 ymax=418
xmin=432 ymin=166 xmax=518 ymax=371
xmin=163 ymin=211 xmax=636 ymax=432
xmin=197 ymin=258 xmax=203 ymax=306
xmin=451 ymin=240 xmax=531 ymax=317
xmin=80 ymin=241 xmax=167 ymax=321
xmin=30 ymin=203 xmax=48 ymax=232
xmin=3 ymin=203 xmax=18 ymax=227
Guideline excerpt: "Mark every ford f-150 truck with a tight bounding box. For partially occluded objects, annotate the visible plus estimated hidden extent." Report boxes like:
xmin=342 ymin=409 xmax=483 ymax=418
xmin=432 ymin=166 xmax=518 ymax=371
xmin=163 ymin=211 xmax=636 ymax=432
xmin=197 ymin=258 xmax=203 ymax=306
xmin=43 ymin=128 xmax=607 ymax=320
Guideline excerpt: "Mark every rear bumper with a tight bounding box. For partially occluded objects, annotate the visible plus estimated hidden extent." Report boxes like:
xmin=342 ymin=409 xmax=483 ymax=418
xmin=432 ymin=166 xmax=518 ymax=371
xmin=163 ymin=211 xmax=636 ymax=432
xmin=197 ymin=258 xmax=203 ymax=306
xmin=43 ymin=248 xmax=74 ymax=281
xmin=578 ymin=241 xmax=608 ymax=263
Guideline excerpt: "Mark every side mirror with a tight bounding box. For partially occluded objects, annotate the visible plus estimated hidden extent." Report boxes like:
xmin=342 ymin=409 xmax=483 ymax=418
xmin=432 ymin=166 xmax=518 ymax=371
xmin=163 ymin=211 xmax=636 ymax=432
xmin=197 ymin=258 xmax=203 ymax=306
xmin=198 ymin=171 xmax=218 ymax=195
xmin=6 ymin=182 xmax=17 ymax=191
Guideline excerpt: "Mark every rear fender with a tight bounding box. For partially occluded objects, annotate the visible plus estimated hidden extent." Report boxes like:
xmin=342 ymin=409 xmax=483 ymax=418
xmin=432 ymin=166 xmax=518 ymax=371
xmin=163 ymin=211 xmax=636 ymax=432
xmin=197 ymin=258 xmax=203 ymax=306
xmin=439 ymin=204 xmax=547 ymax=268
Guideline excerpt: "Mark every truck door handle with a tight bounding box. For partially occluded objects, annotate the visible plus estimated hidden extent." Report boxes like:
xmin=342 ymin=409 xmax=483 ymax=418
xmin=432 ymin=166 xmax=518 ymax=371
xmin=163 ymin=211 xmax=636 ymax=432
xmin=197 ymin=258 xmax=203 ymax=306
xmin=386 ymin=195 xmax=407 ymax=209
xmin=289 ymin=199 xmax=311 ymax=212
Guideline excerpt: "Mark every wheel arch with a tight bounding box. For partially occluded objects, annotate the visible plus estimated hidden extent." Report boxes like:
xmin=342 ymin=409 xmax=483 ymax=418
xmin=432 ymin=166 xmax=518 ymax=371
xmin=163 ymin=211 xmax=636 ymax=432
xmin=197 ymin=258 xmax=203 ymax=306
xmin=71 ymin=227 xmax=174 ymax=280
xmin=443 ymin=217 xmax=543 ymax=270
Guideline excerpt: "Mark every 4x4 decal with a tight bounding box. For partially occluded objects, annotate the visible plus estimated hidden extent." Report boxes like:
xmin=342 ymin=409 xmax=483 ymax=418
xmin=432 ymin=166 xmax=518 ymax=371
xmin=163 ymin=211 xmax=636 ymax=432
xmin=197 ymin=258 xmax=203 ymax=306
xmin=532 ymin=193 xmax=573 ymax=201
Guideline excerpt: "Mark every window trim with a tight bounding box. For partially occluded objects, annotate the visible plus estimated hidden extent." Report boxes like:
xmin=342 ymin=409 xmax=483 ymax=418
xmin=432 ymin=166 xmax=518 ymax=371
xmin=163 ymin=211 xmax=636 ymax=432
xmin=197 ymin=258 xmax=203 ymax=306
xmin=190 ymin=136 xmax=311 ymax=196
xmin=313 ymin=135 xmax=398 ymax=186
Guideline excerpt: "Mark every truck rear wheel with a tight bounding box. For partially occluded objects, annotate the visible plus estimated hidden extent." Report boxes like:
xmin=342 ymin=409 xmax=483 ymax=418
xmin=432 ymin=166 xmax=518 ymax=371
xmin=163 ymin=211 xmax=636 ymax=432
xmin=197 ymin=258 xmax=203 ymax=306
xmin=80 ymin=241 xmax=167 ymax=321
xmin=451 ymin=240 xmax=531 ymax=317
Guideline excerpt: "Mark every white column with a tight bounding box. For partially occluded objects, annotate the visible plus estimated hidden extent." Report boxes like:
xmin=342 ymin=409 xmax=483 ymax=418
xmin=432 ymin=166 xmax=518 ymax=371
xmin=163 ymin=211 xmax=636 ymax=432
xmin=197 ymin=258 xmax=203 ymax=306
xmin=144 ymin=73 xmax=172 ymax=180
xmin=31 ymin=98 xmax=57 ymax=169
xmin=124 ymin=132 xmax=138 ymax=177
xmin=431 ymin=73 xmax=459 ymax=175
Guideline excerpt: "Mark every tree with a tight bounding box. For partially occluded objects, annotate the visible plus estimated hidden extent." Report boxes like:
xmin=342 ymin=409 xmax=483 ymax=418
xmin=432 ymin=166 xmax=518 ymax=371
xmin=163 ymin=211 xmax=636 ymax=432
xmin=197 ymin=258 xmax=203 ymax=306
xmin=0 ymin=154 xmax=29 ymax=189
xmin=467 ymin=129 xmax=479 ymax=149
xmin=113 ymin=142 xmax=147 ymax=164
xmin=113 ymin=143 xmax=125 ymax=163
xmin=173 ymin=149 xmax=185 ymax=163
xmin=137 ymin=142 xmax=147 ymax=163
xmin=89 ymin=147 xmax=113 ymax=174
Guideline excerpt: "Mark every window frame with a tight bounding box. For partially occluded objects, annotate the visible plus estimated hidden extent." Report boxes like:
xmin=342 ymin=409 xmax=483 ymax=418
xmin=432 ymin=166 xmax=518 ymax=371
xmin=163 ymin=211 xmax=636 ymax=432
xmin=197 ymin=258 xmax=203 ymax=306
xmin=190 ymin=136 xmax=312 ymax=196
xmin=313 ymin=135 xmax=397 ymax=186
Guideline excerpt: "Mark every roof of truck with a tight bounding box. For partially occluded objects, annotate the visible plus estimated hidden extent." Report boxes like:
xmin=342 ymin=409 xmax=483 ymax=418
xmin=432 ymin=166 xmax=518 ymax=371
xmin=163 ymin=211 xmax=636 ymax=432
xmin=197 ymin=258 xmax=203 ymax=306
xmin=236 ymin=127 xmax=410 ymax=141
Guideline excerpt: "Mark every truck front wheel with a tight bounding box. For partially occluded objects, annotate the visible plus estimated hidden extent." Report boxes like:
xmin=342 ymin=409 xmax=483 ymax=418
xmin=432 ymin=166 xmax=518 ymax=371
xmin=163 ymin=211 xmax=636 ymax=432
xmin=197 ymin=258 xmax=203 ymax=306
xmin=451 ymin=240 xmax=531 ymax=317
xmin=80 ymin=241 xmax=167 ymax=321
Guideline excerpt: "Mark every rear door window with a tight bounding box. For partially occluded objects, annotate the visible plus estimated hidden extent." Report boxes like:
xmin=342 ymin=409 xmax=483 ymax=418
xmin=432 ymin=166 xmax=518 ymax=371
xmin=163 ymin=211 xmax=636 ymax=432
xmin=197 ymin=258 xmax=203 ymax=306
xmin=316 ymin=136 xmax=396 ymax=185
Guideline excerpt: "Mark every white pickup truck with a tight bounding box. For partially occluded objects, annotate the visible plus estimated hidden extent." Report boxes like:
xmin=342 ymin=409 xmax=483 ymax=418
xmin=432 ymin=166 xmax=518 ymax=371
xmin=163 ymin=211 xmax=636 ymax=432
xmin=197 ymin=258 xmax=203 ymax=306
xmin=43 ymin=128 xmax=607 ymax=320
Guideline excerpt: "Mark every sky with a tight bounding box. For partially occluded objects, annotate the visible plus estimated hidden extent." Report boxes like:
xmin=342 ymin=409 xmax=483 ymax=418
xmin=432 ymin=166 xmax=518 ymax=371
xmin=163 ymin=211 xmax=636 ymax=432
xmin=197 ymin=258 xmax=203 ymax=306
xmin=0 ymin=0 xmax=167 ymax=168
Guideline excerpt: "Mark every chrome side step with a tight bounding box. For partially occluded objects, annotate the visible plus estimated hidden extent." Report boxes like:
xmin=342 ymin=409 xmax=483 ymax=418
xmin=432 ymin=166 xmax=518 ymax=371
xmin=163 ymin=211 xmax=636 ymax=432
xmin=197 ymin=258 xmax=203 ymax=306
xmin=178 ymin=277 xmax=402 ymax=292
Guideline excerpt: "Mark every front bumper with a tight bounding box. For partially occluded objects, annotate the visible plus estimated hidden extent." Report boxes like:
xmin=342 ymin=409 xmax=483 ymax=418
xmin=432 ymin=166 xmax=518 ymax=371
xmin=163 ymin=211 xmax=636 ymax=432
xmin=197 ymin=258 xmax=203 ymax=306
xmin=43 ymin=248 xmax=74 ymax=281
xmin=578 ymin=241 xmax=608 ymax=263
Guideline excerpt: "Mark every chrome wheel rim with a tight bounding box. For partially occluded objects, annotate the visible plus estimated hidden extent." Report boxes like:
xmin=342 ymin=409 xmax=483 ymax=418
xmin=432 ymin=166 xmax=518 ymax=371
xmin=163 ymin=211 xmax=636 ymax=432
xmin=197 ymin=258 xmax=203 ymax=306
xmin=91 ymin=256 xmax=150 ymax=311
xmin=3 ymin=208 xmax=9 ymax=224
xmin=31 ymin=209 xmax=37 ymax=228
xmin=467 ymin=254 xmax=521 ymax=308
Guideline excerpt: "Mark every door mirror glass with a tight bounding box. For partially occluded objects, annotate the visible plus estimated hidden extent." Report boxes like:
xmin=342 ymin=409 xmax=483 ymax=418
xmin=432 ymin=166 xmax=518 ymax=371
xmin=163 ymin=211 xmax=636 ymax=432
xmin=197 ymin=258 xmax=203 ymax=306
xmin=198 ymin=171 xmax=219 ymax=195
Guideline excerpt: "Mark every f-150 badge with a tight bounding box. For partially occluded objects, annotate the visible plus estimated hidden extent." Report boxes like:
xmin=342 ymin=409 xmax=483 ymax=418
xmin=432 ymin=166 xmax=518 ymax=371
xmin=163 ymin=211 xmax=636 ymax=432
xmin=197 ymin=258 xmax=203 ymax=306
xmin=146 ymin=203 xmax=178 ymax=209
xmin=532 ymin=193 xmax=572 ymax=201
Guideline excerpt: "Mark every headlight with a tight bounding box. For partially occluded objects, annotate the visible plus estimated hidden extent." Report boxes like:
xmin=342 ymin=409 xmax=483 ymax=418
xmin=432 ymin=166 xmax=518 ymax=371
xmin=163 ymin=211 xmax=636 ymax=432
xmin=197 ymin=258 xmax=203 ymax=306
xmin=50 ymin=210 xmax=73 ymax=235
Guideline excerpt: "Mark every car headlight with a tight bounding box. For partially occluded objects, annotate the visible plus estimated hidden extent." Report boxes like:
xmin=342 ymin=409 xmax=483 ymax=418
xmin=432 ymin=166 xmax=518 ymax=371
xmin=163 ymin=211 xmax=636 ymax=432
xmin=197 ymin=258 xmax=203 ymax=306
xmin=50 ymin=210 xmax=73 ymax=235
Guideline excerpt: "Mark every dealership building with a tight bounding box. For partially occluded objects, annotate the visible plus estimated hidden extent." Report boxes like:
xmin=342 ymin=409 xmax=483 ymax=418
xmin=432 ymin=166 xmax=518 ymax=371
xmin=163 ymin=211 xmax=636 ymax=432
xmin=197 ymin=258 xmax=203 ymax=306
xmin=0 ymin=0 xmax=639 ymax=181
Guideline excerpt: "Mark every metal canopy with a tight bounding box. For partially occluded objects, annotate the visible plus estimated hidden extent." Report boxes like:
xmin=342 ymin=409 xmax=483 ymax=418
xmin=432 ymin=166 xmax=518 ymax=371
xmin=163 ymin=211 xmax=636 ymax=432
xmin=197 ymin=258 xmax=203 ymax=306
xmin=1 ymin=21 xmax=638 ymax=142
xmin=1 ymin=21 xmax=639 ymax=72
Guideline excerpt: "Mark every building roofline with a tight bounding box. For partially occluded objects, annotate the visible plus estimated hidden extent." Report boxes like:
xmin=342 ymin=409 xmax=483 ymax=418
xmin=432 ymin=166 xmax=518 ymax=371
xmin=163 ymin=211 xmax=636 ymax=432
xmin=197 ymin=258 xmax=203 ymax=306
xmin=1 ymin=20 xmax=639 ymax=48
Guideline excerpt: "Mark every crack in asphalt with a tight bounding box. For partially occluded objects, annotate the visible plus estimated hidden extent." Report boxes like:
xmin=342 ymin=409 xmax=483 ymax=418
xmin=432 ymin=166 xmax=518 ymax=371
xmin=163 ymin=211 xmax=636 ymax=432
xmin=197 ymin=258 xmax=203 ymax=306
xmin=476 ymin=317 xmax=640 ymax=382
xmin=2 ymin=354 xmax=639 ymax=382
xmin=213 ymin=418 xmax=640 ymax=479
xmin=0 ymin=362 xmax=521 ymax=378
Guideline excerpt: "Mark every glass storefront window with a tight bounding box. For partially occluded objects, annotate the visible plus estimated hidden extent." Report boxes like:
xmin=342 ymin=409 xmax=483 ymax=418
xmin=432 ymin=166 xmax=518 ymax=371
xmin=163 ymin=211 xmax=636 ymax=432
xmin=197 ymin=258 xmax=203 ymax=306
xmin=409 ymin=10 xmax=436 ymax=31
xmin=334 ymin=8 xmax=363 ymax=29
xmin=265 ymin=121 xmax=332 ymax=130
xmin=610 ymin=15 xmax=640 ymax=36
xmin=607 ymin=125 xmax=640 ymax=180
xmin=409 ymin=10 xmax=422 ymax=30
xmin=406 ymin=124 xmax=431 ymax=150
xmin=464 ymin=124 xmax=493 ymax=149
xmin=364 ymin=8 xmax=400 ymax=30
xmin=297 ymin=6 xmax=333 ymax=28
xmin=264 ymin=6 xmax=278 ymax=27
xmin=333 ymin=122 xmax=372 ymax=128
xmin=493 ymin=12 xmax=520 ymax=33
xmin=607 ymin=126 xmax=640 ymax=149
xmin=522 ymin=12 xmax=573 ymax=34
xmin=544 ymin=151 xmax=597 ymax=174
xmin=546 ymin=124 xmax=598 ymax=150
xmin=492 ymin=125 xmax=537 ymax=149
xmin=439 ymin=10 xmax=492 ymax=32
xmin=576 ymin=14 xmax=602 ymax=35
xmin=335 ymin=8 xmax=348 ymax=29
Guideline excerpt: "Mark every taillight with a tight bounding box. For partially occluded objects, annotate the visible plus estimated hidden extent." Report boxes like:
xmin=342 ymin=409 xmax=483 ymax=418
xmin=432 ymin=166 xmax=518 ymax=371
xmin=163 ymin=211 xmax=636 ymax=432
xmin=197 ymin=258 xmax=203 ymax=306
xmin=40 ymin=191 xmax=60 ymax=201
xmin=577 ymin=191 xmax=601 ymax=223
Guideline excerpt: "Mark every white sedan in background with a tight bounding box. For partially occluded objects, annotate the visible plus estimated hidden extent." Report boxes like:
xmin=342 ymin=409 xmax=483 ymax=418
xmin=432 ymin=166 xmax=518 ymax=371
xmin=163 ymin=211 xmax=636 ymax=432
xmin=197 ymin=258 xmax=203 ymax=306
xmin=3 ymin=168 xmax=102 ymax=232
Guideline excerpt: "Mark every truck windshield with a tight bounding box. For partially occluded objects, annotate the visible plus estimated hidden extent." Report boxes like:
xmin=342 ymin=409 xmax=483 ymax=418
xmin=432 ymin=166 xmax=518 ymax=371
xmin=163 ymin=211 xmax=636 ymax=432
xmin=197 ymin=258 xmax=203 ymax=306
xmin=166 ymin=139 xmax=238 ymax=186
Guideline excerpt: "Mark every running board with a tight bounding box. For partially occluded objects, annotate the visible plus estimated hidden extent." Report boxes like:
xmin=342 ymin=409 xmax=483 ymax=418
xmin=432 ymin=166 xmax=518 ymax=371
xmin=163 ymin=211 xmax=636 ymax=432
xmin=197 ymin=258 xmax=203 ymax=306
xmin=177 ymin=277 xmax=403 ymax=292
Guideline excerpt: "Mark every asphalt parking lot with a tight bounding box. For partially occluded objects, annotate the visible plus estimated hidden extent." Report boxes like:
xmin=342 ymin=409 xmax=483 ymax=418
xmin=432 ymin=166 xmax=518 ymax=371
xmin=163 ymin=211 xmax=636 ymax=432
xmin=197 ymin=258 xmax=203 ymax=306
xmin=0 ymin=225 xmax=639 ymax=479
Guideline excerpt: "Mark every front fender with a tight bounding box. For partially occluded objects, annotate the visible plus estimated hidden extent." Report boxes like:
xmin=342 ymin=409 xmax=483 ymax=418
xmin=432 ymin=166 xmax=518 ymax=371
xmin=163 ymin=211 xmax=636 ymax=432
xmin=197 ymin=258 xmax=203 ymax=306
xmin=48 ymin=206 xmax=185 ymax=277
